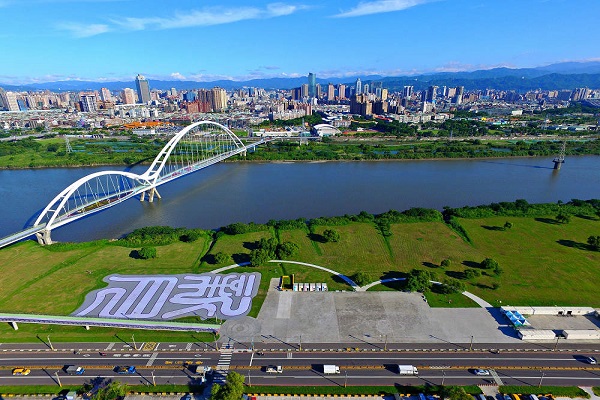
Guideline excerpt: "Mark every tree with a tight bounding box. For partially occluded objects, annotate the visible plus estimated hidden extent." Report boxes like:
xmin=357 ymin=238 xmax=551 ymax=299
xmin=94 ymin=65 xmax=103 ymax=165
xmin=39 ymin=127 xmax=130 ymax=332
xmin=323 ymin=229 xmax=341 ymax=243
xmin=463 ymin=268 xmax=481 ymax=279
xmin=441 ymin=386 xmax=473 ymax=400
xmin=351 ymin=272 xmax=372 ymax=286
xmin=440 ymin=278 xmax=465 ymax=294
xmin=587 ymin=235 xmax=600 ymax=251
xmin=249 ymin=248 xmax=271 ymax=267
xmin=440 ymin=259 xmax=451 ymax=268
xmin=405 ymin=269 xmax=434 ymax=293
xmin=92 ymin=382 xmax=127 ymax=400
xmin=503 ymin=221 xmax=513 ymax=230
xmin=138 ymin=246 xmax=157 ymax=259
xmin=480 ymin=257 xmax=499 ymax=270
xmin=277 ymin=241 xmax=299 ymax=259
xmin=214 ymin=252 xmax=232 ymax=265
xmin=211 ymin=371 xmax=245 ymax=400
xmin=556 ymin=213 xmax=571 ymax=224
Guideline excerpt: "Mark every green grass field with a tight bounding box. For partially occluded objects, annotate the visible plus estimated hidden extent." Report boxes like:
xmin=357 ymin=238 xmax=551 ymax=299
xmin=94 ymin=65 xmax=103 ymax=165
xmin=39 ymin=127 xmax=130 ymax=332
xmin=0 ymin=213 xmax=599 ymax=341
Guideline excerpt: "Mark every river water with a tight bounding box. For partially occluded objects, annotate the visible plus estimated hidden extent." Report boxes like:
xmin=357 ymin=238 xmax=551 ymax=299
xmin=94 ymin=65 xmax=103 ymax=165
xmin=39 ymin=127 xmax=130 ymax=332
xmin=1 ymin=156 xmax=599 ymax=243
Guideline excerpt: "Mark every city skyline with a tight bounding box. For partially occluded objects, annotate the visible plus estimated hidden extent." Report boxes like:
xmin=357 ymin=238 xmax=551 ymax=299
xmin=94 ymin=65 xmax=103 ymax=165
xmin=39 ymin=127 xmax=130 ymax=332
xmin=0 ymin=0 xmax=599 ymax=85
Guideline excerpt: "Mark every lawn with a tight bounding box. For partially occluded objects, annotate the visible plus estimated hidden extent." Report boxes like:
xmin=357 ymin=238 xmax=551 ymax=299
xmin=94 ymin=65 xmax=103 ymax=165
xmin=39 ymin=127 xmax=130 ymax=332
xmin=1 ymin=213 xmax=599 ymax=342
xmin=459 ymin=215 xmax=600 ymax=306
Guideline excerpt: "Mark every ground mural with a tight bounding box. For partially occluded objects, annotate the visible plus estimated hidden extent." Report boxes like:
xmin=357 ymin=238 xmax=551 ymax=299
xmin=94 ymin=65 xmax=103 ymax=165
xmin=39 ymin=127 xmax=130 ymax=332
xmin=73 ymin=273 xmax=261 ymax=320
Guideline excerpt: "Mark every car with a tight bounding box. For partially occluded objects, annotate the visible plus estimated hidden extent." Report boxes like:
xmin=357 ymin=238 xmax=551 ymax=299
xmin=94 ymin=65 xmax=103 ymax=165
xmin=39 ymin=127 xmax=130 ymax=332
xmin=585 ymin=356 xmax=597 ymax=364
xmin=12 ymin=368 xmax=31 ymax=376
xmin=99 ymin=352 xmax=107 ymax=356
xmin=115 ymin=365 xmax=136 ymax=374
xmin=473 ymin=369 xmax=491 ymax=376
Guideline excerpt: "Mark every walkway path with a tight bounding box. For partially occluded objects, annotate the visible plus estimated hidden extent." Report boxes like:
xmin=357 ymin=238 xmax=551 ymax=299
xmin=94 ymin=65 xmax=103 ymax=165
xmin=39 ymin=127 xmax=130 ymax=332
xmin=211 ymin=260 xmax=493 ymax=309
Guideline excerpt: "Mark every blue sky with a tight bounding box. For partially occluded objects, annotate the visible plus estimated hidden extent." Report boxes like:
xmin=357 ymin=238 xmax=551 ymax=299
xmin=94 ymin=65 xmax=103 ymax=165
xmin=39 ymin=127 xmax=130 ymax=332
xmin=0 ymin=0 xmax=598 ymax=84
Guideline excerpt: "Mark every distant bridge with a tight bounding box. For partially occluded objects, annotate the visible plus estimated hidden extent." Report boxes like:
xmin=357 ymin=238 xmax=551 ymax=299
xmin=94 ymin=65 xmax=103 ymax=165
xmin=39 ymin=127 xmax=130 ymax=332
xmin=0 ymin=121 xmax=268 ymax=248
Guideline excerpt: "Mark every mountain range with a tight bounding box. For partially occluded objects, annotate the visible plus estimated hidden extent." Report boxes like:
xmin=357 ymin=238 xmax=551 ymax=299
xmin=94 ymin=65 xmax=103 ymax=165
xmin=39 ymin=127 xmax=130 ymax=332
xmin=2 ymin=61 xmax=600 ymax=93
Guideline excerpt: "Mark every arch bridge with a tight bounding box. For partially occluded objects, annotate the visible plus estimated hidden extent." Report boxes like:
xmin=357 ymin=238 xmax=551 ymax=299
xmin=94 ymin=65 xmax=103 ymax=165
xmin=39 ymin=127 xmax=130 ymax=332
xmin=0 ymin=121 xmax=268 ymax=248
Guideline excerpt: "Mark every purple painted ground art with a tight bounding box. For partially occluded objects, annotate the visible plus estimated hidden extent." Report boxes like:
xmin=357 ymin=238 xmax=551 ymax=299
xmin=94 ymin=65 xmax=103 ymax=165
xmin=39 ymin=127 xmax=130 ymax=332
xmin=73 ymin=273 xmax=261 ymax=320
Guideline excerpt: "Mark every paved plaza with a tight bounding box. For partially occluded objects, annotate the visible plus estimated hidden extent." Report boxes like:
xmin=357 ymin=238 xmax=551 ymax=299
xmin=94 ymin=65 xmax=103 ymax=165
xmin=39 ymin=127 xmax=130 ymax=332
xmin=220 ymin=279 xmax=522 ymax=344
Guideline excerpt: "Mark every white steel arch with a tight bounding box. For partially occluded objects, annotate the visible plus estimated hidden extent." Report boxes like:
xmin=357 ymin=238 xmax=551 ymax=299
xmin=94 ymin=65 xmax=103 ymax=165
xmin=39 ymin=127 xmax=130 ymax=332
xmin=32 ymin=121 xmax=253 ymax=242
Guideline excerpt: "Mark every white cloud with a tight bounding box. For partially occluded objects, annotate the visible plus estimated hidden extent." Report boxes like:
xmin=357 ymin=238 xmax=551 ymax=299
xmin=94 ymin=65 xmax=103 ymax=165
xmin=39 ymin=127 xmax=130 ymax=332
xmin=170 ymin=72 xmax=186 ymax=80
xmin=113 ymin=2 xmax=303 ymax=32
xmin=334 ymin=0 xmax=435 ymax=18
xmin=56 ymin=22 xmax=110 ymax=38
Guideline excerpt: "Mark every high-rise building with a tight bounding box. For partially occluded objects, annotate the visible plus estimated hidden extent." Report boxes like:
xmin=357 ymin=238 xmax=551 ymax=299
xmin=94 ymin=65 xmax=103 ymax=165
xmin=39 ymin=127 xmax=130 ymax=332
xmin=1 ymin=90 xmax=20 ymax=111
xmin=80 ymin=94 xmax=97 ymax=112
xmin=403 ymin=86 xmax=414 ymax=98
xmin=100 ymin=88 xmax=112 ymax=102
xmin=327 ymin=83 xmax=335 ymax=101
xmin=308 ymin=73 xmax=316 ymax=98
xmin=454 ymin=86 xmax=464 ymax=104
xmin=135 ymin=74 xmax=151 ymax=104
xmin=363 ymin=84 xmax=370 ymax=95
xmin=426 ymin=86 xmax=438 ymax=102
xmin=355 ymin=78 xmax=362 ymax=95
xmin=210 ymin=87 xmax=227 ymax=112
xmin=121 ymin=88 xmax=136 ymax=104
xmin=301 ymin=84 xmax=309 ymax=98
xmin=338 ymin=84 xmax=346 ymax=100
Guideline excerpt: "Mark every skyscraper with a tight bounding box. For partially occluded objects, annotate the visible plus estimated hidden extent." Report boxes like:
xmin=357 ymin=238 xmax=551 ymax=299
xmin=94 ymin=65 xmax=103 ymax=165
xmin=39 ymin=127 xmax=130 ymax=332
xmin=135 ymin=74 xmax=151 ymax=104
xmin=355 ymin=78 xmax=362 ymax=95
xmin=80 ymin=94 xmax=97 ymax=112
xmin=122 ymin=88 xmax=135 ymax=104
xmin=308 ymin=73 xmax=316 ymax=98
xmin=327 ymin=83 xmax=335 ymax=101
xmin=403 ymin=86 xmax=414 ymax=98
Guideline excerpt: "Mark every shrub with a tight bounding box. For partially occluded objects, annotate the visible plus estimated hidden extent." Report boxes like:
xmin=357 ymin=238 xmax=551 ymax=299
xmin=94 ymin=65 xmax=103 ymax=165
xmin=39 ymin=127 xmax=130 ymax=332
xmin=138 ymin=246 xmax=157 ymax=259
xmin=276 ymin=241 xmax=299 ymax=259
xmin=323 ymin=229 xmax=341 ymax=243
xmin=352 ymin=272 xmax=373 ymax=286
xmin=441 ymin=259 xmax=451 ymax=268
xmin=214 ymin=252 xmax=232 ymax=265
xmin=463 ymin=268 xmax=481 ymax=279
xmin=480 ymin=258 xmax=499 ymax=270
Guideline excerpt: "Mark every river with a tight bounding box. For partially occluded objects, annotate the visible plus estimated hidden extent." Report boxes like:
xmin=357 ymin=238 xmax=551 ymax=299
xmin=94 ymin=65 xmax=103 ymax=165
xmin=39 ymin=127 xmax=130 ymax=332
xmin=1 ymin=156 xmax=599 ymax=243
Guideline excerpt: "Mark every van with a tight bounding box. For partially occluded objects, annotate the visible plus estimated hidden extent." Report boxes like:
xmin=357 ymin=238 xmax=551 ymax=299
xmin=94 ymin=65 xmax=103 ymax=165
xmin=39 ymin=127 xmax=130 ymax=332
xmin=65 ymin=391 xmax=77 ymax=400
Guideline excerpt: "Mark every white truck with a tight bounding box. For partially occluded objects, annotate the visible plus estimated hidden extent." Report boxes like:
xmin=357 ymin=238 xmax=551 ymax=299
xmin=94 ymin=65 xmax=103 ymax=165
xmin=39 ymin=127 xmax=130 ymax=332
xmin=323 ymin=365 xmax=340 ymax=374
xmin=266 ymin=365 xmax=283 ymax=373
xmin=397 ymin=365 xmax=418 ymax=375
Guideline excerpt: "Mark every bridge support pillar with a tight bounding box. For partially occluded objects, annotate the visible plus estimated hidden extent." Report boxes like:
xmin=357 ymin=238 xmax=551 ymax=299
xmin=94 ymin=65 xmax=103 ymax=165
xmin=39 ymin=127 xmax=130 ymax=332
xmin=148 ymin=187 xmax=161 ymax=202
xmin=10 ymin=321 xmax=18 ymax=330
xmin=35 ymin=230 xmax=53 ymax=246
xmin=140 ymin=191 xmax=146 ymax=202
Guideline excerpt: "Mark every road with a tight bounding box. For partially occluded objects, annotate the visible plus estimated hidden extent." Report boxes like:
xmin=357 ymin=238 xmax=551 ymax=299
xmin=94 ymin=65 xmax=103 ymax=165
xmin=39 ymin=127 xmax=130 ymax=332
xmin=1 ymin=341 xmax=600 ymax=388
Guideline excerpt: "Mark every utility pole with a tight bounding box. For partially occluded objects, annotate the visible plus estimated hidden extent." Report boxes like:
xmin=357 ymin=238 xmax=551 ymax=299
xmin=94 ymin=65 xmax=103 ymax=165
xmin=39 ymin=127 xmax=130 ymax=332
xmin=151 ymin=370 xmax=156 ymax=387
xmin=248 ymin=370 xmax=252 ymax=387
xmin=214 ymin=332 xmax=219 ymax=351
xmin=131 ymin=334 xmax=137 ymax=351
xmin=47 ymin=335 xmax=54 ymax=351
xmin=469 ymin=335 xmax=474 ymax=351
xmin=538 ymin=371 xmax=545 ymax=388
xmin=344 ymin=371 xmax=348 ymax=388
xmin=299 ymin=334 xmax=302 ymax=351
xmin=55 ymin=371 xmax=62 ymax=387
xmin=441 ymin=370 xmax=446 ymax=386
xmin=384 ymin=334 xmax=388 ymax=351
xmin=553 ymin=336 xmax=560 ymax=351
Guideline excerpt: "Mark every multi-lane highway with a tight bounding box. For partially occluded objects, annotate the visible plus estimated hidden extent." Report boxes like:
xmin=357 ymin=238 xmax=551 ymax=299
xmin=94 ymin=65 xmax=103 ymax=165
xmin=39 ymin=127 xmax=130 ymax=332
xmin=1 ymin=341 xmax=600 ymax=388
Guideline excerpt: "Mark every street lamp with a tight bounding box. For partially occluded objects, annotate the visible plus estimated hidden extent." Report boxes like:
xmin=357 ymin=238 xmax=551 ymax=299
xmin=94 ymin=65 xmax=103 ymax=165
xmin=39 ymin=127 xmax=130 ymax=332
xmin=469 ymin=335 xmax=474 ymax=351
xmin=384 ymin=334 xmax=388 ymax=351
xmin=247 ymin=370 xmax=252 ymax=387
xmin=47 ymin=335 xmax=54 ymax=351
xmin=214 ymin=331 xmax=219 ymax=351
xmin=55 ymin=371 xmax=62 ymax=387
xmin=553 ymin=336 xmax=560 ymax=351
xmin=538 ymin=370 xmax=545 ymax=388
xmin=344 ymin=371 xmax=348 ymax=388
xmin=151 ymin=370 xmax=156 ymax=386
xmin=299 ymin=334 xmax=302 ymax=351
xmin=441 ymin=370 xmax=446 ymax=386
xmin=131 ymin=334 xmax=137 ymax=351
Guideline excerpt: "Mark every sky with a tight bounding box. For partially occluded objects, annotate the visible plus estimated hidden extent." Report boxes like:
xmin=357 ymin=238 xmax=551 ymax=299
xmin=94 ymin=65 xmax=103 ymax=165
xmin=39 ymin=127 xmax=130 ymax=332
xmin=0 ymin=0 xmax=598 ymax=85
